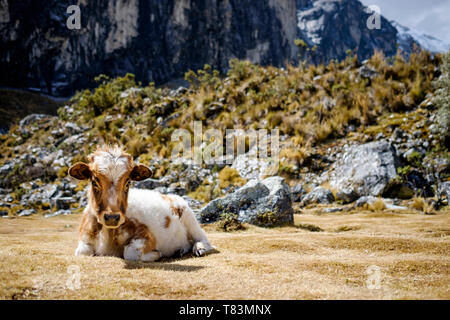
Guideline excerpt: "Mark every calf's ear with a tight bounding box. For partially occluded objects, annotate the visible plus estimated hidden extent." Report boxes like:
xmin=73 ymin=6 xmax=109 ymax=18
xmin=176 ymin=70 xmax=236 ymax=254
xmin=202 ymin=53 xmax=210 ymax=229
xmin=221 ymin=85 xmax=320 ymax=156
xmin=130 ymin=164 xmax=152 ymax=181
xmin=68 ymin=162 xmax=92 ymax=180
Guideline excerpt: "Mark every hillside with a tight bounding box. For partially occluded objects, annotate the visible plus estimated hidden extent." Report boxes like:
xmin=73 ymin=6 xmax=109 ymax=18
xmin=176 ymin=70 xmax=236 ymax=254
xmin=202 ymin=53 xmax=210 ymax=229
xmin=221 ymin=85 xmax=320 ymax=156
xmin=0 ymin=88 xmax=65 ymax=133
xmin=0 ymin=49 xmax=448 ymax=220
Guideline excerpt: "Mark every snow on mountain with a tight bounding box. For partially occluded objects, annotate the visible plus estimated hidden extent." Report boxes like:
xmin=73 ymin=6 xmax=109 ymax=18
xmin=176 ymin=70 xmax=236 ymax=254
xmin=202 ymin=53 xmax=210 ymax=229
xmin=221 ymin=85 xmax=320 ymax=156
xmin=392 ymin=21 xmax=450 ymax=53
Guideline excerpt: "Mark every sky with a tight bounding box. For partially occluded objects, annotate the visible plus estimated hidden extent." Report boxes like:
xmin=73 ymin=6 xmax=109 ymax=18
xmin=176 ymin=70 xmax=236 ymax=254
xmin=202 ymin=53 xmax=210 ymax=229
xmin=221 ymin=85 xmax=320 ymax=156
xmin=359 ymin=0 xmax=450 ymax=43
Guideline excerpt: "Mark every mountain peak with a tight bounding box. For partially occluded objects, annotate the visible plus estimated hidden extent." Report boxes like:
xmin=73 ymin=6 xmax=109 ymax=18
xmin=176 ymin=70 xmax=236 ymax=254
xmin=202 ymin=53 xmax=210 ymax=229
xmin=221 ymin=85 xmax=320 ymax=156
xmin=391 ymin=20 xmax=450 ymax=53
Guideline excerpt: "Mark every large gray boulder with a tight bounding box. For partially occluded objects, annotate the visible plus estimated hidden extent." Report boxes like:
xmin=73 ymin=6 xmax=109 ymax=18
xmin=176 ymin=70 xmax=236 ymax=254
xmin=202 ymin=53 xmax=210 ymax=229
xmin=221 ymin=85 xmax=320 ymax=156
xmin=328 ymin=141 xmax=400 ymax=197
xmin=196 ymin=176 xmax=293 ymax=227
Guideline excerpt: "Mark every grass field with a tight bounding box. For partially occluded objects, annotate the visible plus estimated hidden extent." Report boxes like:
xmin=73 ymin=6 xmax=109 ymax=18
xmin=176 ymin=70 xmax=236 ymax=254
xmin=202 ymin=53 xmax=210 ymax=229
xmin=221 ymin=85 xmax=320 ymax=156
xmin=0 ymin=209 xmax=449 ymax=300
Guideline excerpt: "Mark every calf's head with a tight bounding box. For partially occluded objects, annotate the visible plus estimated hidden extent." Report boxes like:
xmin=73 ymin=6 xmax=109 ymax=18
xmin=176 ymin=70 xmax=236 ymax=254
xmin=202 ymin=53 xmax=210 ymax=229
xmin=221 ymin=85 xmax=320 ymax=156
xmin=68 ymin=146 xmax=152 ymax=228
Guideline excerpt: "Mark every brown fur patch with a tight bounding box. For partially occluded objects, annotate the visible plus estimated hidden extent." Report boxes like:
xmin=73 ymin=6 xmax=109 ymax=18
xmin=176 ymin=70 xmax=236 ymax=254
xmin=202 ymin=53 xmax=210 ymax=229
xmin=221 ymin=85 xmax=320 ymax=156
xmin=161 ymin=194 xmax=183 ymax=218
xmin=164 ymin=216 xmax=171 ymax=228
xmin=78 ymin=210 xmax=100 ymax=241
xmin=123 ymin=218 xmax=157 ymax=255
xmin=173 ymin=207 xmax=183 ymax=218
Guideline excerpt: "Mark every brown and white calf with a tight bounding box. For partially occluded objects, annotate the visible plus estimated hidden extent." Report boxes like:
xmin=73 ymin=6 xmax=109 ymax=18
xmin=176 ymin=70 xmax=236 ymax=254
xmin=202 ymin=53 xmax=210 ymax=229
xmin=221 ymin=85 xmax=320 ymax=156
xmin=68 ymin=145 xmax=213 ymax=261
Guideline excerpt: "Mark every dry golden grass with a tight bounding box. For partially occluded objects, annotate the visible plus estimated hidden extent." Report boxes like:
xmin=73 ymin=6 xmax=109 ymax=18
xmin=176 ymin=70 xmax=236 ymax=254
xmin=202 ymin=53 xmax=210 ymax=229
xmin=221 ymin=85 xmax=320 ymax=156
xmin=0 ymin=209 xmax=449 ymax=300
xmin=411 ymin=197 xmax=434 ymax=214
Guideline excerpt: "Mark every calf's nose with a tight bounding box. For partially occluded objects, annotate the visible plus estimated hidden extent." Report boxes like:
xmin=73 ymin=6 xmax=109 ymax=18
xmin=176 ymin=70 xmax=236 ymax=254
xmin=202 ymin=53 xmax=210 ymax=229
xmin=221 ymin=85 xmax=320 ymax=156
xmin=104 ymin=214 xmax=120 ymax=225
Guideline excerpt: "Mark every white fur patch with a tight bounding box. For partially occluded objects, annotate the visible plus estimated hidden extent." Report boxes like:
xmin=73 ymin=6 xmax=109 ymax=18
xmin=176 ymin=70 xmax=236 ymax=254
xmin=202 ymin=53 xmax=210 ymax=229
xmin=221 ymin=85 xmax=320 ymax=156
xmin=75 ymin=241 xmax=94 ymax=256
xmin=124 ymin=239 xmax=145 ymax=261
xmin=92 ymin=148 xmax=130 ymax=183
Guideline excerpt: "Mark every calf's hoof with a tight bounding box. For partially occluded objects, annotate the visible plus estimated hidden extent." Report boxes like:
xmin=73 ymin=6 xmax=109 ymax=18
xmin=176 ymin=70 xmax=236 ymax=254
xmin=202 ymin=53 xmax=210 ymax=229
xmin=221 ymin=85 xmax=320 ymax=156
xmin=192 ymin=241 xmax=211 ymax=257
xmin=75 ymin=242 xmax=94 ymax=256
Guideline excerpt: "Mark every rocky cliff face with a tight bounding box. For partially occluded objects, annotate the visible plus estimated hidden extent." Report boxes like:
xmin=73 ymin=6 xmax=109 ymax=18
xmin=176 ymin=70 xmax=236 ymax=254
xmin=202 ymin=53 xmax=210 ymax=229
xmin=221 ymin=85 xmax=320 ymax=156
xmin=0 ymin=0 xmax=300 ymax=96
xmin=0 ymin=0 xmax=414 ymax=96
xmin=296 ymin=0 xmax=398 ymax=63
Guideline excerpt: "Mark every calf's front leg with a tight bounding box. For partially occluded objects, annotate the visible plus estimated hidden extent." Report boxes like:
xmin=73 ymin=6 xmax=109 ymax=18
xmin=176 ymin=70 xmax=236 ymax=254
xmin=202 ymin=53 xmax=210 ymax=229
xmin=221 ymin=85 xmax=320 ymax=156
xmin=75 ymin=241 xmax=95 ymax=256
xmin=75 ymin=212 xmax=97 ymax=256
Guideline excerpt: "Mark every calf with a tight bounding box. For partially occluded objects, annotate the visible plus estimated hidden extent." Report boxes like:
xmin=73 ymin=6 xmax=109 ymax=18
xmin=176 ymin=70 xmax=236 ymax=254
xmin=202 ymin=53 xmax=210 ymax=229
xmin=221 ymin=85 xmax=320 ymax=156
xmin=68 ymin=145 xmax=213 ymax=261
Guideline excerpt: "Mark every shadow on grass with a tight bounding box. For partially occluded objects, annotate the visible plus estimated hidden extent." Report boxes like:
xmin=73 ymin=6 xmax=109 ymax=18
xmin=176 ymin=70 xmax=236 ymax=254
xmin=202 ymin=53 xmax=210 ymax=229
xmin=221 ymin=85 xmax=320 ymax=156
xmin=294 ymin=223 xmax=324 ymax=232
xmin=123 ymin=247 xmax=220 ymax=272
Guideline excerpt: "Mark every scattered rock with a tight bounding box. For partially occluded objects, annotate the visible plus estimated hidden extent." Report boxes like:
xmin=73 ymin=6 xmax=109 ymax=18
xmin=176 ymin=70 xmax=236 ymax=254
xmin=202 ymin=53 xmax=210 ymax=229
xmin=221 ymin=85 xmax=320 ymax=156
xmin=19 ymin=114 xmax=51 ymax=127
xmin=182 ymin=196 xmax=204 ymax=211
xmin=231 ymin=145 xmax=277 ymax=180
xmin=65 ymin=122 xmax=83 ymax=135
xmin=359 ymin=64 xmax=378 ymax=79
xmin=18 ymin=209 xmax=36 ymax=216
xmin=290 ymin=184 xmax=307 ymax=202
xmin=322 ymin=207 xmax=343 ymax=213
xmin=204 ymin=102 xmax=224 ymax=118
xmin=301 ymin=187 xmax=335 ymax=206
xmin=355 ymin=196 xmax=378 ymax=207
xmin=153 ymin=186 xmax=187 ymax=196
xmin=120 ymin=87 xmax=142 ymax=99
xmin=45 ymin=209 xmax=72 ymax=218
xmin=335 ymin=188 xmax=359 ymax=203
xmin=55 ymin=197 xmax=76 ymax=210
xmin=134 ymin=179 xmax=168 ymax=190
xmin=0 ymin=162 xmax=13 ymax=175
xmin=171 ymin=86 xmax=188 ymax=97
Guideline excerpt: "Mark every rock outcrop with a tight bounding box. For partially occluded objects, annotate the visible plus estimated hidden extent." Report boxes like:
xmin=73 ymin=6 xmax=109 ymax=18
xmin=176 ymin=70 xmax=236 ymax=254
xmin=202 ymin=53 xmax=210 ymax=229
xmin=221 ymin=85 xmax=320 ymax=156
xmin=301 ymin=187 xmax=335 ymax=205
xmin=296 ymin=0 xmax=398 ymax=64
xmin=0 ymin=0 xmax=299 ymax=96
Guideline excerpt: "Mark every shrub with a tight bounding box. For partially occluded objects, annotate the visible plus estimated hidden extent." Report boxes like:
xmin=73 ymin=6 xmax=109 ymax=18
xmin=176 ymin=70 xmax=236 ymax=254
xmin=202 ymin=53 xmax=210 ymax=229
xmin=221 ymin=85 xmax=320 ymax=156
xmin=185 ymin=64 xmax=221 ymax=89
xmin=216 ymin=212 xmax=245 ymax=232
xmin=77 ymin=73 xmax=137 ymax=117
xmin=218 ymin=167 xmax=246 ymax=189
xmin=411 ymin=197 xmax=433 ymax=214
xmin=369 ymin=198 xmax=386 ymax=211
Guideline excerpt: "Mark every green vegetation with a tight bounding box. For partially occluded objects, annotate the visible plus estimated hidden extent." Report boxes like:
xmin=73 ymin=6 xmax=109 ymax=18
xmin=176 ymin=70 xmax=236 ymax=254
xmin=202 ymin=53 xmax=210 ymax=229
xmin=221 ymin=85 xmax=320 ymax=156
xmin=68 ymin=50 xmax=439 ymax=162
xmin=216 ymin=212 xmax=245 ymax=232
xmin=218 ymin=167 xmax=247 ymax=189
xmin=57 ymin=49 xmax=440 ymax=159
